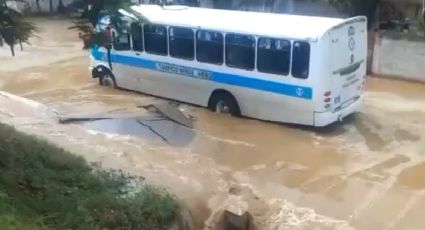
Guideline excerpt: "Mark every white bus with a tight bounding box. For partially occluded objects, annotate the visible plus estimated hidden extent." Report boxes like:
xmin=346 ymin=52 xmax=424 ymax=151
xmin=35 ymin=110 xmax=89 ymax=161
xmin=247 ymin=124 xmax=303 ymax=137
xmin=89 ymin=4 xmax=367 ymax=127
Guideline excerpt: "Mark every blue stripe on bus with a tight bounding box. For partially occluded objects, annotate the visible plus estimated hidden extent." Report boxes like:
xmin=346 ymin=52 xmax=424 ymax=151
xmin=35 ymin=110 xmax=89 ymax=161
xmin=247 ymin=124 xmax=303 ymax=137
xmin=91 ymin=48 xmax=313 ymax=100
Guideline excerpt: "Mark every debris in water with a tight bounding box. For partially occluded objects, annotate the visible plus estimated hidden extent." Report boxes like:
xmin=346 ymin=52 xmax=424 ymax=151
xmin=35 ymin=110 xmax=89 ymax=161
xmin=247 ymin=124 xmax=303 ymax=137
xmin=57 ymin=102 xmax=196 ymax=146
xmin=205 ymin=196 xmax=255 ymax=230
xmin=57 ymin=111 xmax=150 ymax=124
xmin=82 ymin=117 xmax=195 ymax=146
xmin=59 ymin=101 xmax=195 ymax=129
xmin=138 ymin=101 xmax=194 ymax=129
xmin=135 ymin=118 xmax=169 ymax=144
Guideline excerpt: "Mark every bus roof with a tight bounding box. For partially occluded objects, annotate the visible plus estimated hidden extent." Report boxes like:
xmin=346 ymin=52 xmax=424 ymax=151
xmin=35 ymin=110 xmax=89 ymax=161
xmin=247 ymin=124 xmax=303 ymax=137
xmin=130 ymin=4 xmax=349 ymax=41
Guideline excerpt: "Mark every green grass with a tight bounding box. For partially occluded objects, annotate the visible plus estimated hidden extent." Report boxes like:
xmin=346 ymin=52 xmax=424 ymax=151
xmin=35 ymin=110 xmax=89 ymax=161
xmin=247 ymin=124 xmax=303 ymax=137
xmin=0 ymin=123 xmax=179 ymax=230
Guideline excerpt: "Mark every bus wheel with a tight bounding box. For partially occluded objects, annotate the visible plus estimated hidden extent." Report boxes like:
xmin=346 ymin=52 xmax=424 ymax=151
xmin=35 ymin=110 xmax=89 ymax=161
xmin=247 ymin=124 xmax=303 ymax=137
xmin=209 ymin=91 xmax=240 ymax=116
xmin=99 ymin=74 xmax=117 ymax=88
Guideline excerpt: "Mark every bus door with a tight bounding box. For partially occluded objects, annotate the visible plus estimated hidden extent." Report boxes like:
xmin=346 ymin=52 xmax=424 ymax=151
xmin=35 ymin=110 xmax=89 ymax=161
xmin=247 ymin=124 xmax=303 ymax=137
xmin=110 ymin=28 xmax=141 ymax=90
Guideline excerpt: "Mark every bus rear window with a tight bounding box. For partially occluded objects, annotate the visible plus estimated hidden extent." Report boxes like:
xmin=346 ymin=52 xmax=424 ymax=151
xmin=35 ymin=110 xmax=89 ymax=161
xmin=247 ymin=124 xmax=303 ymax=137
xmin=225 ymin=34 xmax=255 ymax=70
xmin=144 ymin=24 xmax=168 ymax=56
xmin=292 ymin=41 xmax=310 ymax=79
xmin=257 ymin=38 xmax=291 ymax=75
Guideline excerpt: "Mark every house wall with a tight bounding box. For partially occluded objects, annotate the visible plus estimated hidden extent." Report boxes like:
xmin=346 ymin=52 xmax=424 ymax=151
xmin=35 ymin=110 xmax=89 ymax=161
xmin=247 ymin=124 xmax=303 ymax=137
xmin=372 ymin=32 xmax=425 ymax=82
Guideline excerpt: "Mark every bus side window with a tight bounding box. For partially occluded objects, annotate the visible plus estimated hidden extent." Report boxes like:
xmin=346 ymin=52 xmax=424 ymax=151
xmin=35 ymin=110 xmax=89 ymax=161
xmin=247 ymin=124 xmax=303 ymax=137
xmin=144 ymin=24 xmax=168 ymax=56
xmin=225 ymin=34 xmax=255 ymax=70
xmin=257 ymin=38 xmax=291 ymax=75
xmin=292 ymin=41 xmax=310 ymax=79
xmin=169 ymin=27 xmax=194 ymax=60
xmin=130 ymin=22 xmax=143 ymax=52
xmin=113 ymin=32 xmax=130 ymax=51
xmin=196 ymin=30 xmax=223 ymax=65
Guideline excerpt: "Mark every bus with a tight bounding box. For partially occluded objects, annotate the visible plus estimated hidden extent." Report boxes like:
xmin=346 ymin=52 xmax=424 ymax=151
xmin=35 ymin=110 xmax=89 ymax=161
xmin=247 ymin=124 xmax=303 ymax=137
xmin=89 ymin=4 xmax=367 ymax=127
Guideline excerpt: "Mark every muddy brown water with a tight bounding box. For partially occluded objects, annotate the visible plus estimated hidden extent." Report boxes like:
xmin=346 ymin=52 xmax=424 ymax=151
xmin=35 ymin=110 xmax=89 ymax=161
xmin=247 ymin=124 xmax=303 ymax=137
xmin=1 ymin=18 xmax=425 ymax=230
xmin=83 ymin=117 xmax=196 ymax=147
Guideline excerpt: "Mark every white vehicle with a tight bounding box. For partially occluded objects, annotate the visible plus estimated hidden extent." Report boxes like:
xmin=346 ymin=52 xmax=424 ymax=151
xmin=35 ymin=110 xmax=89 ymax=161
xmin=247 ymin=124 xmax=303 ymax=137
xmin=89 ymin=4 xmax=367 ymax=127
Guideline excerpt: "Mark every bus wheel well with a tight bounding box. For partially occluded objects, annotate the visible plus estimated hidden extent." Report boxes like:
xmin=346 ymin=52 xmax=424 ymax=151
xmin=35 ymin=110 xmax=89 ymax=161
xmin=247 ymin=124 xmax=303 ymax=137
xmin=208 ymin=89 xmax=241 ymax=116
xmin=92 ymin=65 xmax=116 ymax=88
xmin=91 ymin=65 xmax=112 ymax=79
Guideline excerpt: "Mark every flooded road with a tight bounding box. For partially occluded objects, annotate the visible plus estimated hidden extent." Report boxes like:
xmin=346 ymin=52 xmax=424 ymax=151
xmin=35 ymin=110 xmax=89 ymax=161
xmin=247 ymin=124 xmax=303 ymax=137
xmin=1 ymin=18 xmax=425 ymax=230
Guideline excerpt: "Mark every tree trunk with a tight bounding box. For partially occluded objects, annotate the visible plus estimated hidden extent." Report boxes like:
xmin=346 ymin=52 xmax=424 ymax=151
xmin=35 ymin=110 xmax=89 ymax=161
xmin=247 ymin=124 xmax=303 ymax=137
xmin=10 ymin=45 xmax=15 ymax=56
xmin=58 ymin=0 xmax=65 ymax=14
xmin=36 ymin=0 xmax=41 ymax=12
xmin=213 ymin=0 xmax=232 ymax=9
xmin=89 ymin=0 xmax=106 ymax=27
xmin=3 ymin=27 xmax=16 ymax=56
xmin=49 ymin=0 xmax=53 ymax=13
xmin=19 ymin=41 xmax=23 ymax=51
xmin=266 ymin=0 xmax=275 ymax=12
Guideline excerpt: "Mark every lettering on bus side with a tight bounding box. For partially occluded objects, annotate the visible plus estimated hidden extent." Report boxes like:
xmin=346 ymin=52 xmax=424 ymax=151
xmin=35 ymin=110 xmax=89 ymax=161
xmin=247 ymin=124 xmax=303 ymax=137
xmin=155 ymin=63 xmax=212 ymax=80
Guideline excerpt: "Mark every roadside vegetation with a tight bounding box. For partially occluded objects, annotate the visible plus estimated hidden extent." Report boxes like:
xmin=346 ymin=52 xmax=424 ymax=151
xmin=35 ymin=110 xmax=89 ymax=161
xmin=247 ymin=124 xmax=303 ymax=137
xmin=0 ymin=123 xmax=180 ymax=230
xmin=0 ymin=0 xmax=37 ymax=56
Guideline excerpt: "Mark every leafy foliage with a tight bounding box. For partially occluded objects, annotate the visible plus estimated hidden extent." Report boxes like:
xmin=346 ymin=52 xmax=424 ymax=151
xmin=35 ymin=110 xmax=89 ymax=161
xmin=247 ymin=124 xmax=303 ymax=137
xmin=0 ymin=123 xmax=180 ymax=230
xmin=0 ymin=0 xmax=37 ymax=56
xmin=328 ymin=0 xmax=379 ymax=28
xmin=68 ymin=0 xmax=137 ymax=49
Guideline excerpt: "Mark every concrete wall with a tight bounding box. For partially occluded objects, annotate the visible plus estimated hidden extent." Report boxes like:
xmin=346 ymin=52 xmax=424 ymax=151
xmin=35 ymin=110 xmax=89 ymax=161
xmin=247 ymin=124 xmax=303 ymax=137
xmin=372 ymin=33 xmax=425 ymax=82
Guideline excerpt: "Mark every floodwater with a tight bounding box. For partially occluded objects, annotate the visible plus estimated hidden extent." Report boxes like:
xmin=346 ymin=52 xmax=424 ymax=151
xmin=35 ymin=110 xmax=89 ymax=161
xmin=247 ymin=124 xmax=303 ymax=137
xmin=1 ymin=18 xmax=425 ymax=230
xmin=83 ymin=117 xmax=196 ymax=147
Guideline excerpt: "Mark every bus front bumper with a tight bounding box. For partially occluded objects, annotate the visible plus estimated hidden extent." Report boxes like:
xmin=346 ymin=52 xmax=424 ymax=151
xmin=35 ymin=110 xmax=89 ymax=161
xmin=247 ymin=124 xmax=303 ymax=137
xmin=313 ymin=96 xmax=362 ymax=127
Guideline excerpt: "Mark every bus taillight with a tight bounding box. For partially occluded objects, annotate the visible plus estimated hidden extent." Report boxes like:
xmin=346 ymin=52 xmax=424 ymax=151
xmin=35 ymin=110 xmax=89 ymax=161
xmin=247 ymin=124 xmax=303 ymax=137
xmin=324 ymin=91 xmax=332 ymax=102
xmin=323 ymin=91 xmax=332 ymax=110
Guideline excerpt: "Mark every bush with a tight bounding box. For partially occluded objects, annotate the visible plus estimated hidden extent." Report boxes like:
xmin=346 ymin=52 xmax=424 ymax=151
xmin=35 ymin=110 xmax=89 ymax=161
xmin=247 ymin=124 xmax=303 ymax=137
xmin=0 ymin=123 xmax=179 ymax=230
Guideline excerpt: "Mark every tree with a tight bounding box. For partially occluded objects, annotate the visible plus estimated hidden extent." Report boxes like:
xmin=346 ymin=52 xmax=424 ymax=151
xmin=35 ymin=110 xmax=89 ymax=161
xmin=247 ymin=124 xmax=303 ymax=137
xmin=237 ymin=0 xmax=276 ymax=12
xmin=212 ymin=0 xmax=231 ymax=9
xmin=210 ymin=0 xmax=276 ymax=12
xmin=58 ymin=0 xmax=65 ymax=13
xmin=0 ymin=0 xmax=37 ymax=56
xmin=68 ymin=0 xmax=148 ymax=49
xmin=35 ymin=0 xmax=40 ymax=12
xmin=329 ymin=0 xmax=379 ymax=28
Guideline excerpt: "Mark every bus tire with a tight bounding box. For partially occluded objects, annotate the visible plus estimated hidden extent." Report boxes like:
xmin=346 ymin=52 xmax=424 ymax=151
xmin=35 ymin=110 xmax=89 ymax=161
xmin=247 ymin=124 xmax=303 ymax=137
xmin=98 ymin=74 xmax=117 ymax=88
xmin=92 ymin=66 xmax=117 ymax=88
xmin=208 ymin=91 xmax=240 ymax=116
